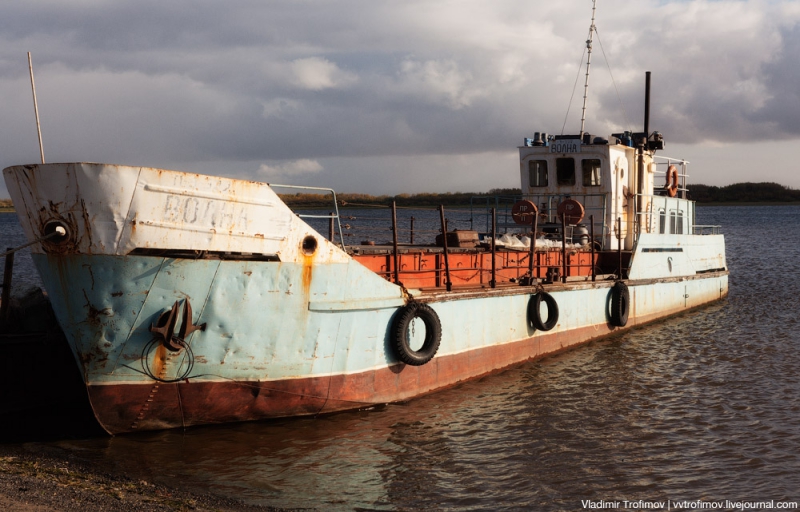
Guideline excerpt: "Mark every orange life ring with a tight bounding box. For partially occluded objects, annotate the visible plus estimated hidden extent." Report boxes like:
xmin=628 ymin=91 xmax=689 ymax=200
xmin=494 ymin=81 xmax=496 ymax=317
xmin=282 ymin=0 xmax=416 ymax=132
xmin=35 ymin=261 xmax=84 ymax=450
xmin=557 ymin=198 xmax=585 ymax=225
xmin=511 ymin=200 xmax=538 ymax=225
xmin=666 ymin=165 xmax=679 ymax=197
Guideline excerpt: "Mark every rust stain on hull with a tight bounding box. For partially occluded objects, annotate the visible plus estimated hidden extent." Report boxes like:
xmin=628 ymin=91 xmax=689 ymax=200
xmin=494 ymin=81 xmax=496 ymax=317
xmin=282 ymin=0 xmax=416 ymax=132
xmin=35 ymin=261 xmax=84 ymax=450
xmin=150 ymin=344 xmax=167 ymax=379
xmin=85 ymin=298 xmax=721 ymax=434
xmin=301 ymin=253 xmax=313 ymax=293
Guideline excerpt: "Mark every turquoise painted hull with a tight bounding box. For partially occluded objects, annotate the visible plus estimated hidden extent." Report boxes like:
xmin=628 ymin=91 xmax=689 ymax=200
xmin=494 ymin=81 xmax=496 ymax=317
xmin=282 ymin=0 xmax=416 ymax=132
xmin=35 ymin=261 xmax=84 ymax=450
xmin=32 ymin=253 xmax=727 ymax=433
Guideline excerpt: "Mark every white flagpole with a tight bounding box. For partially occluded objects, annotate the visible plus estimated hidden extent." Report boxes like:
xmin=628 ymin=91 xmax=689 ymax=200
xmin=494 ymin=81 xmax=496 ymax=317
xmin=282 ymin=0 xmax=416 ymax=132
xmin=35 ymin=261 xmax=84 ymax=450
xmin=28 ymin=52 xmax=45 ymax=164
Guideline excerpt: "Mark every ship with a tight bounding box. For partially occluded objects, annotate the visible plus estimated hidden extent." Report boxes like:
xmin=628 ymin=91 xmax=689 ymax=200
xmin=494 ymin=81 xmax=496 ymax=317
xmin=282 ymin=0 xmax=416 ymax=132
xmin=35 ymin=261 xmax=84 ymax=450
xmin=3 ymin=14 xmax=727 ymax=434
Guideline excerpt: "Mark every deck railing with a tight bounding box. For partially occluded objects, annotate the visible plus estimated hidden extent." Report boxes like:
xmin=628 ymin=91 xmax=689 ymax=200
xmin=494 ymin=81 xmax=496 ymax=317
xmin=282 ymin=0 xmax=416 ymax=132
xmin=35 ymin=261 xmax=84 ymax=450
xmin=634 ymin=192 xmax=723 ymax=244
xmin=302 ymin=201 xmax=603 ymax=288
xmin=469 ymin=193 xmax=610 ymax=248
xmin=653 ymin=156 xmax=689 ymax=199
xmin=270 ymin=184 xmax=346 ymax=250
xmin=692 ymin=225 xmax=723 ymax=235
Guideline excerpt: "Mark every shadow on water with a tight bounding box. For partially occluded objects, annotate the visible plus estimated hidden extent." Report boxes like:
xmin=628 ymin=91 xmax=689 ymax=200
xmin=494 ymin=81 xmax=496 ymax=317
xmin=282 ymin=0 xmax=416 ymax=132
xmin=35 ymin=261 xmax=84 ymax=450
xmin=1 ymin=212 xmax=107 ymax=442
xmin=0 ymin=330 xmax=106 ymax=443
xmin=0 ymin=398 xmax=105 ymax=443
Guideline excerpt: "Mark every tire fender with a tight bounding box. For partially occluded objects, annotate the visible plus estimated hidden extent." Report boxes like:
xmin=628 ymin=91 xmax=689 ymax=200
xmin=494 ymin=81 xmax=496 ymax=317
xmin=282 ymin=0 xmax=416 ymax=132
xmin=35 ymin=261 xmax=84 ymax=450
xmin=610 ymin=281 xmax=630 ymax=327
xmin=527 ymin=292 xmax=559 ymax=331
xmin=391 ymin=303 xmax=442 ymax=366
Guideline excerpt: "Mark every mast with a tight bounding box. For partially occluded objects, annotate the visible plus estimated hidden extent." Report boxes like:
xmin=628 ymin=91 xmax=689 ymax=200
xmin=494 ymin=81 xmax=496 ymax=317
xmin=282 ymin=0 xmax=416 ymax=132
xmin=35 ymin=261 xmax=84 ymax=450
xmin=579 ymin=0 xmax=597 ymax=137
xmin=28 ymin=52 xmax=45 ymax=164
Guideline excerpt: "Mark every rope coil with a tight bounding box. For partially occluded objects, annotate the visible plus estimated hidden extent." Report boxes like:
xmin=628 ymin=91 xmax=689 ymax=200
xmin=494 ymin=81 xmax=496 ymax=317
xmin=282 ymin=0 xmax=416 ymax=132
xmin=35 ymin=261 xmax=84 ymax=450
xmin=141 ymin=337 xmax=196 ymax=383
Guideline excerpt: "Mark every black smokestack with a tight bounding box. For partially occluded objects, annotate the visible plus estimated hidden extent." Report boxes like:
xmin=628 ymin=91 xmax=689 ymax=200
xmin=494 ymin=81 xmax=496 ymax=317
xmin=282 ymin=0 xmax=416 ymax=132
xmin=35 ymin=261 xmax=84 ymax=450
xmin=644 ymin=71 xmax=651 ymax=138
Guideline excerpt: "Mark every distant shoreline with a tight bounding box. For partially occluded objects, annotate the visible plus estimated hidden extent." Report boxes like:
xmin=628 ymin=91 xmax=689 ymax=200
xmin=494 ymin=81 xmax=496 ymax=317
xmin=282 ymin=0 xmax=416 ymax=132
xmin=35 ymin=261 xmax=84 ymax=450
xmin=3 ymin=202 xmax=800 ymax=214
xmin=3 ymin=181 xmax=797 ymax=211
xmin=696 ymin=201 xmax=800 ymax=206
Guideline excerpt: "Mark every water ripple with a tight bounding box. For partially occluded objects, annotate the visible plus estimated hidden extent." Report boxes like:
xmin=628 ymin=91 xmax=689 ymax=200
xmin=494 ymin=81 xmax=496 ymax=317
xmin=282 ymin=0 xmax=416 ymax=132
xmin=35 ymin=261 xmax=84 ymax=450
xmin=4 ymin=206 xmax=800 ymax=509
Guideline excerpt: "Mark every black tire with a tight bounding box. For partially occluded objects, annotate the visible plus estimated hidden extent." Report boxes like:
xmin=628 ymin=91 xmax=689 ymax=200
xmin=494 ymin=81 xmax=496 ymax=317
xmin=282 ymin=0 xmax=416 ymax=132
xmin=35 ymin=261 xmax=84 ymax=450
xmin=528 ymin=292 xmax=559 ymax=331
xmin=391 ymin=303 xmax=442 ymax=366
xmin=610 ymin=281 xmax=630 ymax=327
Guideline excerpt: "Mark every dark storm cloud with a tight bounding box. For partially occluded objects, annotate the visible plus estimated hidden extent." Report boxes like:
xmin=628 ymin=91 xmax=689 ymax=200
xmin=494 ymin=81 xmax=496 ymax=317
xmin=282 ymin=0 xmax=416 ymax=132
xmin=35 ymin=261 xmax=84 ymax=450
xmin=2 ymin=0 xmax=800 ymax=196
xmin=582 ymin=1 xmax=800 ymax=144
xmin=749 ymin=23 xmax=800 ymax=135
xmin=1 ymin=0 xmax=562 ymax=166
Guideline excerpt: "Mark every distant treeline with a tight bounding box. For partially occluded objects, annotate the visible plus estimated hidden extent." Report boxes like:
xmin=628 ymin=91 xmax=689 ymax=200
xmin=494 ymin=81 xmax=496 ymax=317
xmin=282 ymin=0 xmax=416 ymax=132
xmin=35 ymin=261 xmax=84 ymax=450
xmin=279 ymin=188 xmax=522 ymax=208
xmin=687 ymin=182 xmax=800 ymax=203
xmin=2 ymin=184 xmax=798 ymax=210
xmin=283 ymin=182 xmax=800 ymax=207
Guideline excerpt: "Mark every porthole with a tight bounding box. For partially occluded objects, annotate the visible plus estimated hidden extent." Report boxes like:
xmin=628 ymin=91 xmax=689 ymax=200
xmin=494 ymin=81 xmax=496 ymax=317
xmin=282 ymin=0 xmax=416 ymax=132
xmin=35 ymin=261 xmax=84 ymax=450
xmin=43 ymin=220 xmax=70 ymax=244
xmin=301 ymin=235 xmax=318 ymax=255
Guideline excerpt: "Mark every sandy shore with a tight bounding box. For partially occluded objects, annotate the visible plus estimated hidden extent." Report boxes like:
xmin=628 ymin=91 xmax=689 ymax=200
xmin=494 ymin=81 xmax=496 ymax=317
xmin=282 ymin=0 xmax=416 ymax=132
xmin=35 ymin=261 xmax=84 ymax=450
xmin=0 ymin=444 xmax=303 ymax=512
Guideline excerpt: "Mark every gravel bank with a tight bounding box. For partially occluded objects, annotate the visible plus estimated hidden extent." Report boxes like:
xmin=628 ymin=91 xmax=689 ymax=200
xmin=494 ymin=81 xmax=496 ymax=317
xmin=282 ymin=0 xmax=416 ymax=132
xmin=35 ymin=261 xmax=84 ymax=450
xmin=0 ymin=444 xmax=305 ymax=512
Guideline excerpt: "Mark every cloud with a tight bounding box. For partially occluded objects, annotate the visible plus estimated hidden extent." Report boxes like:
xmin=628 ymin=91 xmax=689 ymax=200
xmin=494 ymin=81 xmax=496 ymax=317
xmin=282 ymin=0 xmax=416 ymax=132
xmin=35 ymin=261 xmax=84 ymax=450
xmin=748 ymin=23 xmax=800 ymax=136
xmin=290 ymin=57 xmax=357 ymax=90
xmin=258 ymin=159 xmax=324 ymax=180
xmin=2 ymin=0 xmax=800 ymax=198
xmin=396 ymin=59 xmax=484 ymax=109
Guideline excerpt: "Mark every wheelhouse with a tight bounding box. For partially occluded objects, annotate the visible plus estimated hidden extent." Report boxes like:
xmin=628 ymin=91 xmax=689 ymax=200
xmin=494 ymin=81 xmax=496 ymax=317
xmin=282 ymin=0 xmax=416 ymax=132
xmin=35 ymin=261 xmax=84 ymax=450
xmin=518 ymin=131 xmax=693 ymax=251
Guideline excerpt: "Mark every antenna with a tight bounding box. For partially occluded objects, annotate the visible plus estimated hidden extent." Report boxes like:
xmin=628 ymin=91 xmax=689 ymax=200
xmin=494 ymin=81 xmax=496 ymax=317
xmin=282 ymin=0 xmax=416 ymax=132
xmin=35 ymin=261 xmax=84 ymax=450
xmin=28 ymin=52 xmax=45 ymax=164
xmin=579 ymin=0 xmax=597 ymax=137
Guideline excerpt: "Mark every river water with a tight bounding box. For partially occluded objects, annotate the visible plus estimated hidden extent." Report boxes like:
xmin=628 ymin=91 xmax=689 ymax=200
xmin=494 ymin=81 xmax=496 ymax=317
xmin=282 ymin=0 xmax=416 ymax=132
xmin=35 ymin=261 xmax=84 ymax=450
xmin=1 ymin=206 xmax=799 ymax=511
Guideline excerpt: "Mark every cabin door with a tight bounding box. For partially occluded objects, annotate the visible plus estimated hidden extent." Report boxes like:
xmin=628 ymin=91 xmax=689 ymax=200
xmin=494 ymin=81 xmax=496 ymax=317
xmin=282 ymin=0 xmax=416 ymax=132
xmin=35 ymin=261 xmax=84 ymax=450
xmin=612 ymin=156 xmax=630 ymax=250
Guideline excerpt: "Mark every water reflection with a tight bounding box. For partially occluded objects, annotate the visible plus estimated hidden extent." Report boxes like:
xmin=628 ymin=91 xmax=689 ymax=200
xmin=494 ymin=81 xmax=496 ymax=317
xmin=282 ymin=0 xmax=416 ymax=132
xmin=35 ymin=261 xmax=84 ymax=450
xmin=52 ymin=295 xmax=798 ymax=509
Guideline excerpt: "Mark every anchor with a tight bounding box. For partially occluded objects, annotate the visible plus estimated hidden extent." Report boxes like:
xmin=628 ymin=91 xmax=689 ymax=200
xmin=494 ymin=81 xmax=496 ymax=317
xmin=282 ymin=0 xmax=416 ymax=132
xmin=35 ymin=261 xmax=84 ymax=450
xmin=149 ymin=298 xmax=206 ymax=351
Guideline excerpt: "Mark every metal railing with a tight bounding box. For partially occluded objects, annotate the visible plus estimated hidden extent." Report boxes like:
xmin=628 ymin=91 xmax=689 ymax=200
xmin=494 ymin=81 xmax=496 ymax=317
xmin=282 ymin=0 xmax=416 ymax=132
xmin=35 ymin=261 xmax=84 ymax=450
xmin=356 ymin=206 xmax=602 ymax=288
xmin=692 ymin=225 xmax=723 ymax=235
xmin=634 ymin=194 xmax=723 ymax=238
xmin=469 ymin=193 xmax=609 ymax=245
xmin=636 ymin=194 xmax=691 ymax=235
xmin=653 ymin=155 xmax=689 ymax=198
xmin=270 ymin=184 xmax=347 ymax=251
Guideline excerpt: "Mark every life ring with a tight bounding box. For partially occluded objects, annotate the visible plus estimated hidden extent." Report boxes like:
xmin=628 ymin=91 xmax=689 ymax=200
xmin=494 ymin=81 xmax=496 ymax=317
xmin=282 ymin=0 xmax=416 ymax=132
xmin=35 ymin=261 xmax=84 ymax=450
xmin=665 ymin=165 xmax=679 ymax=197
xmin=557 ymin=199 xmax=585 ymax=225
xmin=527 ymin=292 xmax=559 ymax=331
xmin=391 ymin=303 xmax=442 ymax=366
xmin=610 ymin=281 xmax=630 ymax=327
xmin=512 ymin=200 xmax=538 ymax=225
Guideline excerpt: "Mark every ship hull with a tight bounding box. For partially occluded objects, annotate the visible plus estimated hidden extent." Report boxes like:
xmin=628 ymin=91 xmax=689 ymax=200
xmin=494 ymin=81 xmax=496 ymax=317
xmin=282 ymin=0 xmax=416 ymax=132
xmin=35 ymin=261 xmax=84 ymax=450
xmin=32 ymin=253 xmax=726 ymax=434
xmin=85 ymin=274 xmax=726 ymax=434
xmin=4 ymin=163 xmax=729 ymax=434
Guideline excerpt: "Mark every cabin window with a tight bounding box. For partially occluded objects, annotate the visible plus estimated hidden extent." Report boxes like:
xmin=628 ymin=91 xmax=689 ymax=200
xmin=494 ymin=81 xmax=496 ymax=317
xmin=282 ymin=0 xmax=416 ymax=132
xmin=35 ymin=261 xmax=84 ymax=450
xmin=582 ymin=159 xmax=602 ymax=186
xmin=528 ymin=160 xmax=548 ymax=187
xmin=669 ymin=210 xmax=685 ymax=234
xmin=556 ymin=158 xmax=575 ymax=186
xmin=659 ymin=209 xmax=666 ymax=234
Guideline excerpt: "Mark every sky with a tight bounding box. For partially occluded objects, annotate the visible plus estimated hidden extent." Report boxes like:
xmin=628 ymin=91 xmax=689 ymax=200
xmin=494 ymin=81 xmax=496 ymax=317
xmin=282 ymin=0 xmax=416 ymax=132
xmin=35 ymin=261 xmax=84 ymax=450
xmin=2 ymin=0 xmax=800 ymax=198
